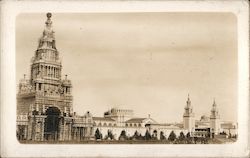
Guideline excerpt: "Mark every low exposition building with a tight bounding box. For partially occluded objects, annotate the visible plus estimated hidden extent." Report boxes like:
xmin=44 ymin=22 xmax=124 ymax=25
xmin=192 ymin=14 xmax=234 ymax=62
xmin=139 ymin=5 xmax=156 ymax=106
xmin=16 ymin=13 xmax=237 ymax=142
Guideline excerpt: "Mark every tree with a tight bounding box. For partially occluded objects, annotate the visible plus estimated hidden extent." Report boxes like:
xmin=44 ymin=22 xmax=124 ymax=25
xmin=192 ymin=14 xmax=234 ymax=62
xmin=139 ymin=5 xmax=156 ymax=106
xmin=186 ymin=132 xmax=192 ymax=144
xmin=168 ymin=130 xmax=176 ymax=142
xmin=132 ymin=130 xmax=140 ymax=140
xmin=119 ymin=130 xmax=128 ymax=140
xmin=152 ymin=130 xmax=158 ymax=140
xmin=144 ymin=130 xmax=152 ymax=140
xmin=107 ymin=130 xmax=114 ymax=140
xmin=160 ymin=131 xmax=166 ymax=140
xmin=178 ymin=131 xmax=185 ymax=142
xmin=95 ymin=128 xmax=102 ymax=140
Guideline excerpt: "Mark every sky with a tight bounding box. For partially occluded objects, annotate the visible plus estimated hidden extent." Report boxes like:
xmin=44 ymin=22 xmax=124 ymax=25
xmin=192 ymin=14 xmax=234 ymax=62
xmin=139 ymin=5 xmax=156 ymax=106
xmin=16 ymin=13 xmax=238 ymax=123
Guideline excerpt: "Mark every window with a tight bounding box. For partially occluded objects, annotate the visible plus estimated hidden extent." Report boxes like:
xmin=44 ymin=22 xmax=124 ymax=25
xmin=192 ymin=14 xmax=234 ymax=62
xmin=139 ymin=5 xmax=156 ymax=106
xmin=38 ymin=83 xmax=42 ymax=90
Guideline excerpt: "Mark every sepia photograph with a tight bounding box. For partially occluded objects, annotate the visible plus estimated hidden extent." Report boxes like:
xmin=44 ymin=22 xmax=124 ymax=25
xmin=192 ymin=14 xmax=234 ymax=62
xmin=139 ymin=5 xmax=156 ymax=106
xmin=16 ymin=11 xmax=238 ymax=144
xmin=1 ymin=0 xmax=249 ymax=158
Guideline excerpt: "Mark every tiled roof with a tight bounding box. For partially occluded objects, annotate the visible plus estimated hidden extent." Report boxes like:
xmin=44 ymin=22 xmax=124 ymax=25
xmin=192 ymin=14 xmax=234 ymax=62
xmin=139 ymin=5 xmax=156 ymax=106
xmin=125 ymin=118 xmax=147 ymax=123
xmin=93 ymin=117 xmax=115 ymax=122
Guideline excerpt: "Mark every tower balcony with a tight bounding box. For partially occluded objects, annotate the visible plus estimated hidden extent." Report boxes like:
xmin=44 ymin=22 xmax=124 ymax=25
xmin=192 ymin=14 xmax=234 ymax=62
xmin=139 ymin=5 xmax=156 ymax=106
xmin=34 ymin=91 xmax=73 ymax=100
xmin=183 ymin=112 xmax=195 ymax=117
xmin=32 ymin=58 xmax=61 ymax=65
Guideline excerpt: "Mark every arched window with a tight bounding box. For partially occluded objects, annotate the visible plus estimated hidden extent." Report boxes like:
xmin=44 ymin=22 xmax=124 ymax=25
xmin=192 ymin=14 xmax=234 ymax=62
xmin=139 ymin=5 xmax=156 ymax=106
xmin=114 ymin=124 xmax=117 ymax=127
xmin=108 ymin=123 xmax=112 ymax=127
xmin=134 ymin=124 xmax=137 ymax=127
xmin=104 ymin=123 xmax=107 ymax=126
xmin=125 ymin=123 xmax=128 ymax=127
xmin=138 ymin=124 xmax=141 ymax=127
xmin=98 ymin=123 xmax=102 ymax=126
xmin=130 ymin=123 xmax=132 ymax=127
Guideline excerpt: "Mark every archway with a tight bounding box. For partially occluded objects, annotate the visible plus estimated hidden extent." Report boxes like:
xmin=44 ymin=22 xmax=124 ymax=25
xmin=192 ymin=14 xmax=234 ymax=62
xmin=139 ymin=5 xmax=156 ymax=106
xmin=44 ymin=107 xmax=61 ymax=141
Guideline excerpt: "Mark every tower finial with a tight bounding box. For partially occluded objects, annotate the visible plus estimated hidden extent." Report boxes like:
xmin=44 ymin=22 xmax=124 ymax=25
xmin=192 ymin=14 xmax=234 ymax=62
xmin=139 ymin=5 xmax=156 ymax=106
xmin=47 ymin=12 xmax=52 ymax=19
xmin=186 ymin=93 xmax=191 ymax=106
xmin=187 ymin=93 xmax=191 ymax=101
xmin=45 ymin=13 xmax=52 ymax=26
xmin=213 ymin=98 xmax=216 ymax=106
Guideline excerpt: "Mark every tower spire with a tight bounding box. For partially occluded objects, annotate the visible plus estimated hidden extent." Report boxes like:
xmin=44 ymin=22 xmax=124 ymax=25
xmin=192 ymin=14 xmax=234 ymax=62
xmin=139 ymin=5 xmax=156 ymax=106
xmin=183 ymin=94 xmax=195 ymax=132
xmin=213 ymin=98 xmax=216 ymax=107
xmin=210 ymin=98 xmax=220 ymax=135
xmin=186 ymin=94 xmax=191 ymax=107
xmin=38 ymin=12 xmax=56 ymax=49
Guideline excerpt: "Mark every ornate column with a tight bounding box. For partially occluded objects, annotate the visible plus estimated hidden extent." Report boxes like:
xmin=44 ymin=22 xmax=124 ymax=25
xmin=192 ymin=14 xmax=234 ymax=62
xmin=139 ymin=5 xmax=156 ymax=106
xmin=24 ymin=125 xmax=28 ymax=140
xmin=56 ymin=68 xmax=58 ymax=78
xmin=77 ymin=127 xmax=80 ymax=141
xmin=54 ymin=67 xmax=56 ymax=78
xmin=68 ymin=122 xmax=72 ymax=140
xmin=41 ymin=116 xmax=46 ymax=141
xmin=41 ymin=65 xmax=43 ymax=77
xmin=52 ymin=67 xmax=54 ymax=78
xmin=36 ymin=83 xmax=39 ymax=91
xmin=27 ymin=115 xmax=33 ymax=140
xmin=45 ymin=66 xmax=47 ymax=76
xmin=48 ymin=66 xmax=51 ymax=77
xmin=58 ymin=118 xmax=64 ymax=141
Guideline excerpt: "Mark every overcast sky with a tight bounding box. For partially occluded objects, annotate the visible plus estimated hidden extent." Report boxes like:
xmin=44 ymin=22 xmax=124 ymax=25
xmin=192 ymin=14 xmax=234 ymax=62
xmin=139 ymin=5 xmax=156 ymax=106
xmin=16 ymin=13 xmax=237 ymax=123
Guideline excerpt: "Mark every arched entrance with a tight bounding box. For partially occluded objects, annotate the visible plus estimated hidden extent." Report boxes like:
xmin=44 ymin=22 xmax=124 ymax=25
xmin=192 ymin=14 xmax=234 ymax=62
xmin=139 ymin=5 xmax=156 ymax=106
xmin=44 ymin=107 xmax=61 ymax=141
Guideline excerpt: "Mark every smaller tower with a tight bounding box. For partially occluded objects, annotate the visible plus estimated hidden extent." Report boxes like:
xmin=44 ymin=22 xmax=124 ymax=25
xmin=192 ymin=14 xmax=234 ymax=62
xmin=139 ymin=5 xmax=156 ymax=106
xmin=183 ymin=94 xmax=195 ymax=132
xmin=210 ymin=99 xmax=220 ymax=135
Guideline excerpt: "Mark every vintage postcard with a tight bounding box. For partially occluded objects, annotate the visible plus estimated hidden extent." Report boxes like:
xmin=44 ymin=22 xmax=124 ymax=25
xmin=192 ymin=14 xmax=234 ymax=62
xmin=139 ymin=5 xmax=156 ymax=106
xmin=1 ymin=0 xmax=249 ymax=158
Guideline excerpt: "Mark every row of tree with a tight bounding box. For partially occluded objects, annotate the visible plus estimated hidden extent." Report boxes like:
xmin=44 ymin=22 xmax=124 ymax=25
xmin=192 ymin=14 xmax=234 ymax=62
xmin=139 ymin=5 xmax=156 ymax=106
xmin=94 ymin=128 xmax=194 ymax=142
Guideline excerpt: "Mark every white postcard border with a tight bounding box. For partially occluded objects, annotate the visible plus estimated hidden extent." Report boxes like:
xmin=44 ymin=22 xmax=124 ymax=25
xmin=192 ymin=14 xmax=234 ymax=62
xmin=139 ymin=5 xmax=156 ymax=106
xmin=1 ymin=1 xmax=249 ymax=157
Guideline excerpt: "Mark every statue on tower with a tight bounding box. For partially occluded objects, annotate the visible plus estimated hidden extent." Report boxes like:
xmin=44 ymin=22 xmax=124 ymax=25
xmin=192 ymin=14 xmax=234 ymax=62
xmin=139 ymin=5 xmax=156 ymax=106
xmin=38 ymin=12 xmax=56 ymax=49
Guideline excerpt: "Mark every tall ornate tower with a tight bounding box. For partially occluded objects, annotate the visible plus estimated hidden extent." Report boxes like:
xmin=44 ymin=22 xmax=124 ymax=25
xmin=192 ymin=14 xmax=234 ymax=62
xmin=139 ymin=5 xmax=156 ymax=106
xmin=183 ymin=95 xmax=195 ymax=132
xmin=17 ymin=13 xmax=73 ymax=115
xmin=210 ymin=99 xmax=220 ymax=135
xmin=17 ymin=13 xmax=73 ymax=141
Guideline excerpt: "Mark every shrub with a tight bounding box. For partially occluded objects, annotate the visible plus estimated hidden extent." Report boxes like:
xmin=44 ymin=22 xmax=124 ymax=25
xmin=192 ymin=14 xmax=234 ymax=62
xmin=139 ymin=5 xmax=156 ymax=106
xmin=168 ymin=130 xmax=176 ymax=142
